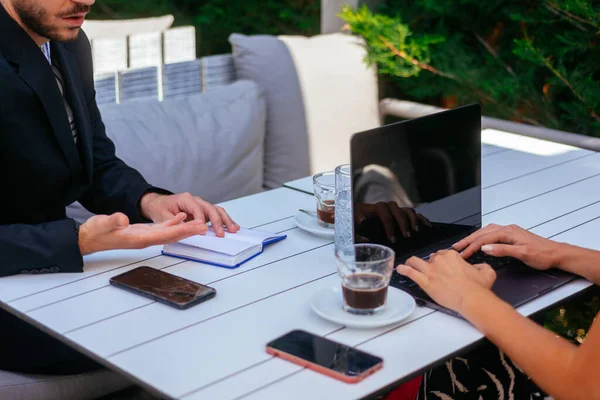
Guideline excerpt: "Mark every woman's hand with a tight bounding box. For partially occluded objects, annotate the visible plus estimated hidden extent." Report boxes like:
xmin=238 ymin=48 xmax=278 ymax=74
xmin=454 ymin=224 xmax=562 ymax=271
xmin=396 ymin=250 xmax=496 ymax=314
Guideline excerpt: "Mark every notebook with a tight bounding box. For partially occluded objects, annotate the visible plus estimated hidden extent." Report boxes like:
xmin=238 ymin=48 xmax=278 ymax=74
xmin=162 ymin=228 xmax=287 ymax=269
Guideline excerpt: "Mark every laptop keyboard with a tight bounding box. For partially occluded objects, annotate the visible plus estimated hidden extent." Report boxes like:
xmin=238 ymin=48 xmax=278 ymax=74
xmin=391 ymin=273 xmax=418 ymax=287
xmin=391 ymin=250 xmax=517 ymax=288
xmin=467 ymin=251 xmax=513 ymax=270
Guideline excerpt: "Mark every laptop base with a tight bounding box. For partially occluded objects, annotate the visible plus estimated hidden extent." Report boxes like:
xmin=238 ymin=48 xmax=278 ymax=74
xmin=390 ymin=253 xmax=576 ymax=318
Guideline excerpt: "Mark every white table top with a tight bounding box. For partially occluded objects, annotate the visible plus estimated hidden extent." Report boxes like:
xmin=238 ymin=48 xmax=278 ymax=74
xmin=1 ymin=131 xmax=598 ymax=400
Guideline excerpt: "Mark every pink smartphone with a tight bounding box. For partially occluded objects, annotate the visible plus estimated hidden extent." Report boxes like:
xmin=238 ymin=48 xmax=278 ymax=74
xmin=266 ymin=330 xmax=383 ymax=384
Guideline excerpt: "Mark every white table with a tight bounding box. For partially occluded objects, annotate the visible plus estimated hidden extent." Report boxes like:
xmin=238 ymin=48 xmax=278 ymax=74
xmin=1 ymin=129 xmax=598 ymax=400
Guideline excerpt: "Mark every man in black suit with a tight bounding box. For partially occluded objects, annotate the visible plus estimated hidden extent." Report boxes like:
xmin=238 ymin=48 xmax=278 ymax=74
xmin=0 ymin=0 xmax=240 ymax=375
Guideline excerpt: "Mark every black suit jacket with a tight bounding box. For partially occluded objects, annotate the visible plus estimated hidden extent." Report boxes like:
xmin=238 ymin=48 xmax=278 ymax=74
xmin=0 ymin=7 xmax=164 ymax=277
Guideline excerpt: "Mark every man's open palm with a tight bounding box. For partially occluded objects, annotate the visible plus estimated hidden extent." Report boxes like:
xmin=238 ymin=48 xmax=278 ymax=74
xmin=78 ymin=212 xmax=207 ymax=255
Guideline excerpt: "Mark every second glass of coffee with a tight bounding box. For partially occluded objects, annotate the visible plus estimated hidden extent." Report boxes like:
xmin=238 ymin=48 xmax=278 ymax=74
xmin=335 ymin=244 xmax=395 ymax=315
xmin=313 ymin=171 xmax=336 ymax=228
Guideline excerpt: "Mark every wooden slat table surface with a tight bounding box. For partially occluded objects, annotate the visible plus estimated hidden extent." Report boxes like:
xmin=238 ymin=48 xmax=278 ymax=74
xmin=1 ymin=130 xmax=597 ymax=399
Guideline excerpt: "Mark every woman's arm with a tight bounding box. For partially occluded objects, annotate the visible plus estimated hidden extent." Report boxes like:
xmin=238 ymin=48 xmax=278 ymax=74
xmin=462 ymin=288 xmax=600 ymax=400
xmin=397 ymin=249 xmax=600 ymax=400
xmin=556 ymin=243 xmax=600 ymax=285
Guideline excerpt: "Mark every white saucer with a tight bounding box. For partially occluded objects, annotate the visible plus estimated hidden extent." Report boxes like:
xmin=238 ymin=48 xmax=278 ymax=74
xmin=311 ymin=286 xmax=416 ymax=329
xmin=294 ymin=211 xmax=335 ymax=239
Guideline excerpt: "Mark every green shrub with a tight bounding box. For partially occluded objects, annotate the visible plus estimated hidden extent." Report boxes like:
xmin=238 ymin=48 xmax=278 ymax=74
xmin=89 ymin=0 xmax=172 ymax=19
xmin=192 ymin=0 xmax=320 ymax=55
xmin=90 ymin=0 xmax=321 ymax=56
xmin=542 ymin=289 xmax=599 ymax=343
xmin=340 ymin=1 xmax=600 ymax=136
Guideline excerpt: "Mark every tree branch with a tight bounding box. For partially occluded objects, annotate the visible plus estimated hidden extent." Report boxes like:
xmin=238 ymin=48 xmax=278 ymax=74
xmin=544 ymin=3 xmax=588 ymax=31
xmin=378 ymin=36 xmax=459 ymax=81
xmin=523 ymin=28 xmax=600 ymax=124
xmin=379 ymin=35 xmax=542 ymax=126
xmin=545 ymin=1 xmax=600 ymax=32
xmin=473 ymin=31 xmax=516 ymax=77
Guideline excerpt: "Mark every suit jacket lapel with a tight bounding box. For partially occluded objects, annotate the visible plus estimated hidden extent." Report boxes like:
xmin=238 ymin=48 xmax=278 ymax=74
xmin=52 ymin=43 xmax=93 ymax=183
xmin=0 ymin=5 xmax=81 ymax=175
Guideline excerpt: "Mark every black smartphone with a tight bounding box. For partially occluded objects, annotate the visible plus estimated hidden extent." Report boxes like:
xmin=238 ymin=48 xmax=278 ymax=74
xmin=266 ymin=330 xmax=383 ymax=384
xmin=109 ymin=266 xmax=216 ymax=310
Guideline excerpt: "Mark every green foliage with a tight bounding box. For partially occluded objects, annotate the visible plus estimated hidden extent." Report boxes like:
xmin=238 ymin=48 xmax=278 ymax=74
xmin=90 ymin=0 xmax=320 ymax=56
xmin=89 ymin=0 xmax=172 ymax=19
xmin=192 ymin=0 xmax=320 ymax=55
xmin=340 ymin=1 xmax=600 ymax=136
xmin=543 ymin=290 xmax=599 ymax=343
xmin=340 ymin=7 xmax=445 ymax=78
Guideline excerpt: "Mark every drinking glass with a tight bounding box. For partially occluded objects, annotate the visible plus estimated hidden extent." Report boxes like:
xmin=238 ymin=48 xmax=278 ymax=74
xmin=312 ymin=171 xmax=336 ymax=228
xmin=334 ymin=164 xmax=352 ymax=252
xmin=335 ymin=244 xmax=395 ymax=315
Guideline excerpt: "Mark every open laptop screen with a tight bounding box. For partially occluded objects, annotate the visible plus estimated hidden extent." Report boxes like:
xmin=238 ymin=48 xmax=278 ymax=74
xmin=350 ymin=104 xmax=482 ymax=261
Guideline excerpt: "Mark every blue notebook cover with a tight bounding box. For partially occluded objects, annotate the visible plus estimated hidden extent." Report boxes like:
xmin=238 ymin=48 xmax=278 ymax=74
xmin=162 ymin=230 xmax=287 ymax=269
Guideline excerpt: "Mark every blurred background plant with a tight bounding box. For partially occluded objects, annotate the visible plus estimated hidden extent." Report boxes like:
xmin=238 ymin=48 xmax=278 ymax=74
xmin=89 ymin=0 xmax=321 ymax=56
xmin=340 ymin=1 xmax=600 ymax=136
xmin=542 ymin=289 xmax=599 ymax=344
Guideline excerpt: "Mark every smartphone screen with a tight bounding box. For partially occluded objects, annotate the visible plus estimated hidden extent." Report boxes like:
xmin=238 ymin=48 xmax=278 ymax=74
xmin=110 ymin=266 xmax=216 ymax=309
xmin=266 ymin=330 xmax=383 ymax=382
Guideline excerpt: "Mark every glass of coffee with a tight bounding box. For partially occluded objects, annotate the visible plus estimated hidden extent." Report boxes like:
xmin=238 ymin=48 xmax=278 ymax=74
xmin=313 ymin=171 xmax=336 ymax=228
xmin=335 ymin=244 xmax=395 ymax=315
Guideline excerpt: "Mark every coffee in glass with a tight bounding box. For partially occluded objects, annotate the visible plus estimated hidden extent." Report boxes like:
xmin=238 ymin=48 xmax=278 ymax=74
xmin=335 ymin=244 xmax=395 ymax=315
xmin=312 ymin=171 xmax=336 ymax=228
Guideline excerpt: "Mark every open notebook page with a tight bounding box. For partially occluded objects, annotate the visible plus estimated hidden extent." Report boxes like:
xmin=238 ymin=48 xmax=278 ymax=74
xmin=176 ymin=228 xmax=275 ymax=256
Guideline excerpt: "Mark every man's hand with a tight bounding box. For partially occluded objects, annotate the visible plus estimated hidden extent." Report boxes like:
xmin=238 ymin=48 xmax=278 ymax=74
xmin=139 ymin=192 xmax=239 ymax=237
xmin=78 ymin=212 xmax=207 ymax=256
xmin=453 ymin=224 xmax=562 ymax=271
xmin=396 ymin=250 xmax=496 ymax=314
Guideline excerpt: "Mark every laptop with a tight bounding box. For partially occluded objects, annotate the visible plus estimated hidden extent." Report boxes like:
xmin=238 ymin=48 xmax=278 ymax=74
xmin=350 ymin=104 xmax=575 ymax=317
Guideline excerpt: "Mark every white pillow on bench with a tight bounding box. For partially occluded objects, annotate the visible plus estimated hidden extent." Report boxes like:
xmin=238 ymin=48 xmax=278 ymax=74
xmin=229 ymin=33 xmax=380 ymax=177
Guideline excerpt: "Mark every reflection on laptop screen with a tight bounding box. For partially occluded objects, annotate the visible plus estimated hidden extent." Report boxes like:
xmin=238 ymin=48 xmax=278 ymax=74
xmin=350 ymin=104 xmax=482 ymax=261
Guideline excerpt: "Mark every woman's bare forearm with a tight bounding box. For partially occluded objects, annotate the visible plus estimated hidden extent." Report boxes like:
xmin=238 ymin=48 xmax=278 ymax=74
xmin=556 ymin=242 xmax=600 ymax=285
xmin=461 ymin=290 xmax=600 ymax=400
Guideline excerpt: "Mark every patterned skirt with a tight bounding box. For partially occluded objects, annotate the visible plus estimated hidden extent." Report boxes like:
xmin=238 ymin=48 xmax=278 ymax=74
xmin=417 ymin=342 xmax=550 ymax=400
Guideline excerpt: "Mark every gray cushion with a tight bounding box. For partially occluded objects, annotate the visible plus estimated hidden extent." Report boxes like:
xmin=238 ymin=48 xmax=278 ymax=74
xmin=229 ymin=34 xmax=310 ymax=189
xmin=0 ymin=368 xmax=131 ymax=400
xmin=67 ymin=80 xmax=266 ymax=222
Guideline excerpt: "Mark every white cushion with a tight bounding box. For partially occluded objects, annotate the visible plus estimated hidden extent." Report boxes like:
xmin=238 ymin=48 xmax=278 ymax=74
xmin=0 ymin=369 xmax=131 ymax=400
xmin=82 ymin=15 xmax=174 ymax=40
xmin=278 ymin=33 xmax=380 ymax=174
